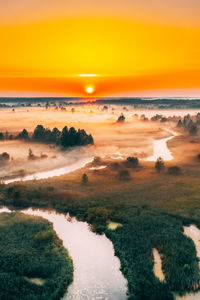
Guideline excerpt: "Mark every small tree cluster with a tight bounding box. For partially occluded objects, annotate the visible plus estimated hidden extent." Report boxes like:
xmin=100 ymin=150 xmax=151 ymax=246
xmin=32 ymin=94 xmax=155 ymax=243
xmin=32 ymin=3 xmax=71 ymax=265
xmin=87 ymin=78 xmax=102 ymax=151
xmin=32 ymin=125 xmax=94 ymax=148
xmin=155 ymin=157 xmax=165 ymax=172
xmin=0 ymin=125 xmax=94 ymax=148
xmin=16 ymin=129 xmax=29 ymax=140
xmin=126 ymin=156 xmax=139 ymax=168
xmin=177 ymin=113 xmax=198 ymax=136
xmin=117 ymin=114 xmax=125 ymax=123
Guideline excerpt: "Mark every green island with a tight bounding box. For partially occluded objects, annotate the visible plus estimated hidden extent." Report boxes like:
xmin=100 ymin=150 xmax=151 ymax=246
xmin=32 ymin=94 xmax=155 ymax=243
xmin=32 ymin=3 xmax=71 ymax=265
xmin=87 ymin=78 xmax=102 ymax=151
xmin=0 ymin=212 xmax=73 ymax=300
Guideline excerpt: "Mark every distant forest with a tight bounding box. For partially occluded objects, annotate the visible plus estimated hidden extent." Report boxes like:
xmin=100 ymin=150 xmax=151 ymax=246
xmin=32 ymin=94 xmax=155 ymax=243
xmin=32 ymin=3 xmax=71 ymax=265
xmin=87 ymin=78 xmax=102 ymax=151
xmin=0 ymin=125 xmax=94 ymax=148
xmin=0 ymin=97 xmax=200 ymax=109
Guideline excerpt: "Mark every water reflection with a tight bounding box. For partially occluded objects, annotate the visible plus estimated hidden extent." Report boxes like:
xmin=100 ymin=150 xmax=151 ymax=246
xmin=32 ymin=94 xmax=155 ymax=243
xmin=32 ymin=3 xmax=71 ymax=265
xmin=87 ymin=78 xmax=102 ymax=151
xmin=145 ymin=131 xmax=177 ymax=161
xmin=4 ymin=157 xmax=94 ymax=185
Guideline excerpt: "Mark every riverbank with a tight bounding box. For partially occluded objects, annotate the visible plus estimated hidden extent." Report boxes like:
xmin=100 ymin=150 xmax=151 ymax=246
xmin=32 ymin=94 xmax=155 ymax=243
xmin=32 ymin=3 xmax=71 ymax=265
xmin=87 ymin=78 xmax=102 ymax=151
xmin=0 ymin=210 xmax=73 ymax=300
xmin=0 ymin=207 xmax=127 ymax=299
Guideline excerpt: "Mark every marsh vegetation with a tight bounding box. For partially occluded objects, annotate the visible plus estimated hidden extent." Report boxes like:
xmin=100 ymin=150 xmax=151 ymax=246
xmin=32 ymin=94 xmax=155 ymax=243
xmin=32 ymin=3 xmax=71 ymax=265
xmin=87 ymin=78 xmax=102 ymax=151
xmin=0 ymin=211 xmax=73 ymax=300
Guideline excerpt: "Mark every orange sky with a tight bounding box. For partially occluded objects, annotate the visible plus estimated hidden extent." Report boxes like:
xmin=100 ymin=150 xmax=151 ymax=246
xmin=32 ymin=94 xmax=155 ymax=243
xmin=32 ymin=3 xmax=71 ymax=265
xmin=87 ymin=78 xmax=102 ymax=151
xmin=0 ymin=1 xmax=200 ymax=96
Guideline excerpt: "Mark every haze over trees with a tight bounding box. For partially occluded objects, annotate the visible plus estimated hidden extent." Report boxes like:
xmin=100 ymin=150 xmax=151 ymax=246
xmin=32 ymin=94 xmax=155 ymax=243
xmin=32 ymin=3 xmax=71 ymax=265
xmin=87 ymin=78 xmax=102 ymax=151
xmin=177 ymin=113 xmax=199 ymax=135
xmin=0 ymin=125 xmax=94 ymax=149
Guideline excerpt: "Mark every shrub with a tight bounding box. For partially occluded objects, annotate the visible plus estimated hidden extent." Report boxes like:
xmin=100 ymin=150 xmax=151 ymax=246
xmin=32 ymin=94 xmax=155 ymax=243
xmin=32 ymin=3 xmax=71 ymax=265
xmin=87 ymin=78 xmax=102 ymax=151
xmin=126 ymin=156 xmax=139 ymax=168
xmin=82 ymin=173 xmax=88 ymax=185
xmin=34 ymin=229 xmax=56 ymax=244
xmin=0 ymin=152 xmax=10 ymax=162
xmin=189 ymin=124 xmax=198 ymax=136
xmin=155 ymin=157 xmax=165 ymax=172
xmin=117 ymin=114 xmax=125 ymax=123
xmin=118 ymin=169 xmax=131 ymax=181
xmin=168 ymin=166 xmax=181 ymax=175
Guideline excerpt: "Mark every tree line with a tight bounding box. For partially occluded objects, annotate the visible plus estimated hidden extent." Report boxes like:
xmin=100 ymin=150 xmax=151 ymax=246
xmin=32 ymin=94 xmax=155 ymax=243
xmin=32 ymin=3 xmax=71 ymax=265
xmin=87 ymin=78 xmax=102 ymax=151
xmin=0 ymin=125 xmax=94 ymax=148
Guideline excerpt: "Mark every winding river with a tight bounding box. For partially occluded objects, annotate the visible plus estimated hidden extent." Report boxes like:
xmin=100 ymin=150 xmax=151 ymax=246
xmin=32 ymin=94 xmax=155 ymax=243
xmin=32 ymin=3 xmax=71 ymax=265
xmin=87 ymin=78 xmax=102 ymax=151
xmin=0 ymin=207 xmax=128 ymax=300
xmin=4 ymin=157 xmax=94 ymax=185
xmin=2 ymin=130 xmax=177 ymax=185
xmin=145 ymin=130 xmax=177 ymax=162
xmin=0 ymin=131 xmax=179 ymax=299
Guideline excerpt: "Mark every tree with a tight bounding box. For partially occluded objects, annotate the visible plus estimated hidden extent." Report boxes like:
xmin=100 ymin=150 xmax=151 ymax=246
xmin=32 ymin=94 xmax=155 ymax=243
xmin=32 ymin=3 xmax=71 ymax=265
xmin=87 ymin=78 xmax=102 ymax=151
xmin=82 ymin=173 xmax=88 ymax=185
xmin=155 ymin=157 xmax=165 ymax=172
xmin=28 ymin=148 xmax=35 ymax=160
xmin=0 ymin=132 xmax=4 ymax=140
xmin=189 ymin=124 xmax=198 ymax=136
xmin=177 ymin=120 xmax=183 ymax=127
xmin=32 ymin=125 xmax=46 ymax=142
xmin=16 ymin=129 xmax=29 ymax=140
xmin=161 ymin=117 xmax=167 ymax=122
xmin=68 ymin=127 xmax=77 ymax=146
xmin=60 ymin=126 xmax=69 ymax=147
xmin=117 ymin=114 xmax=125 ymax=123
xmin=126 ymin=156 xmax=139 ymax=168
xmin=51 ymin=127 xmax=61 ymax=144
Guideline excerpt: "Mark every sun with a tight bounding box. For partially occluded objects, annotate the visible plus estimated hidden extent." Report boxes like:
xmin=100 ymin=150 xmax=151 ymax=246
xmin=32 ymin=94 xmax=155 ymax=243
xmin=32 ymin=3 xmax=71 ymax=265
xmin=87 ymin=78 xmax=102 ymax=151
xmin=86 ymin=86 xmax=95 ymax=94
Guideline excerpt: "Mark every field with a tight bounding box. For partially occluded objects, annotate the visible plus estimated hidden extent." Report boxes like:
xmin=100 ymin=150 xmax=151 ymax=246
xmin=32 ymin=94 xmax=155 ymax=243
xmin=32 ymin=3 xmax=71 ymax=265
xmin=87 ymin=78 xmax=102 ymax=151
xmin=1 ymin=103 xmax=200 ymax=299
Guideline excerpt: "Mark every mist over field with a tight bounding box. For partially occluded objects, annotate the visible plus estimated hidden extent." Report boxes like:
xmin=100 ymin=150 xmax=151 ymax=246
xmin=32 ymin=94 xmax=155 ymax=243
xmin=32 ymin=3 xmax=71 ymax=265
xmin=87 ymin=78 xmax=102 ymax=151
xmin=0 ymin=104 xmax=183 ymax=180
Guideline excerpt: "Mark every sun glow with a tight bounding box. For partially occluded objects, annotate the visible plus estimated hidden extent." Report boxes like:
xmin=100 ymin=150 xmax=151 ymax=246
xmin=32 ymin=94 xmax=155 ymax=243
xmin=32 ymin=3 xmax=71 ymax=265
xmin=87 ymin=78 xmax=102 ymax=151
xmin=78 ymin=74 xmax=99 ymax=77
xmin=86 ymin=86 xmax=95 ymax=94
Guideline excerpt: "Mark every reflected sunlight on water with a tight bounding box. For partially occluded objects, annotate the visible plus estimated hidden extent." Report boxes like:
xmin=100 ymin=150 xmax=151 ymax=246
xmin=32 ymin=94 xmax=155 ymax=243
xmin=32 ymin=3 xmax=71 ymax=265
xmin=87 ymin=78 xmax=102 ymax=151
xmin=4 ymin=157 xmax=94 ymax=184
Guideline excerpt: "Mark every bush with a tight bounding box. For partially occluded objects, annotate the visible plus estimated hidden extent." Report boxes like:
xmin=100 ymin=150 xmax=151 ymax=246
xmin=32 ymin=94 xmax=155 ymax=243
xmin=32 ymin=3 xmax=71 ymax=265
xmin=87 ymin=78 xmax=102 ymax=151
xmin=155 ymin=157 xmax=165 ymax=172
xmin=34 ymin=229 xmax=56 ymax=244
xmin=126 ymin=156 xmax=139 ymax=168
xmin=82 ymin=173 xmax=88 ymax=185
xmin=0 ymin=152 xmax=10 ymax=163
xmin=118 ymin=169 xmax=131 ymax=181
xmin=117 ymin=114 xmax=125 ymax=123
xmin=168 ymin=166 xmax=181 ymax=175
xmin=189 ymin=124 xmax=198 ymax=136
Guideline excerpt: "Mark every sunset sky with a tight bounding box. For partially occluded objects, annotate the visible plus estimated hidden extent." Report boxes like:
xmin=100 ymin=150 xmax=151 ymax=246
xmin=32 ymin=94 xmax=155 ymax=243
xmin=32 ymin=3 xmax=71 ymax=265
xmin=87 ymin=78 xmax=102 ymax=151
xmin=0 ymin=0 xmax=200 ymax=97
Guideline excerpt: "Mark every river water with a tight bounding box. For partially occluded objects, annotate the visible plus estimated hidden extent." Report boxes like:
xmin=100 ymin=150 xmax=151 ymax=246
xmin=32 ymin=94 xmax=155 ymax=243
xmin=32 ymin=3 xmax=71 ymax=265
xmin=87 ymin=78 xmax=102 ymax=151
xmin=145 ymin=130 xmax=177 ymax=161
xmin=4 ymin=157 xmax=94 ymax=185
xmin=0 ymin=207 xmax=127 ymax=300
xmin=2 ymin=131 xmax=176 ymax=185
xmin=0 ymin=131 xmax=180 ymax=299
